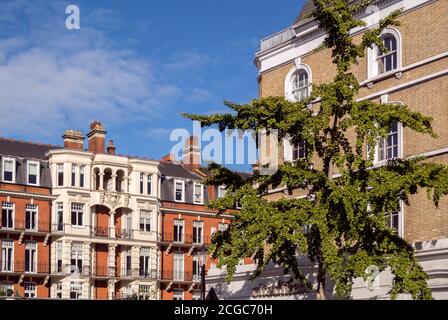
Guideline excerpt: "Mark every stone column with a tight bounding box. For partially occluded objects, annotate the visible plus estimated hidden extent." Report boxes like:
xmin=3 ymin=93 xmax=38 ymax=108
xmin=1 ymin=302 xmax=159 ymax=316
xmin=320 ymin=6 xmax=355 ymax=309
xmin=112 ymin=174 xmax=117 ymax=192
xmin=132 ymin=246 xmax=141 ymax=278
xmin=108 ymin=244 xmax=117 ymax=277
xmin=83 ymin=242 xmax=91 ymax=276
xmin=110 ymin=210 xmax=116 ymax=238
xmin=99 ymin=172 xmax=105 ymax=191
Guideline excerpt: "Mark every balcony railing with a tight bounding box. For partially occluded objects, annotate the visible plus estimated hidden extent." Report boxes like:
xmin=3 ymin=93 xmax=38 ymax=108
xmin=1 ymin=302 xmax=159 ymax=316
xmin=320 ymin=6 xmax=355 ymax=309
xmin=115 ymin=228 xmax=134 ymax=240
xmin=0 ymin=220 xmax=50 ymax=233
xmin=160 ymin=270 xmax=199 ymax=282
xmin=52 ymin=223 xmax=64 ymax=233
xmin=2 ymin=261 xmax=50 ymax=274
xmin=137 ymin=268 xmax=159 ymax=280
xmin=160 ymin=233 xmax=211 ymax=245
xmin=92 ymin=266 xmax=116 ymax=278
xmin=92 ymin=226 xmax=110 ymax=238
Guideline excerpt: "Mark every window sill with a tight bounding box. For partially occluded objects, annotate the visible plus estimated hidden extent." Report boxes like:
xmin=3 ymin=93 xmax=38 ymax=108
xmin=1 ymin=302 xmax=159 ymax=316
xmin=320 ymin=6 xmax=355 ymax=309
xmin=362 ymin=69 xmax=403 ymax=88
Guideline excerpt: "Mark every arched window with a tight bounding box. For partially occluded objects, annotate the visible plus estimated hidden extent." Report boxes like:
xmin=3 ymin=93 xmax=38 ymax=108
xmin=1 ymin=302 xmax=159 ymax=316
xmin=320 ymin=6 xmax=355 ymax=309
xmin=292 ymin=69 xmax=310 ymax=101
xmin=377 ymin=34 xmax=398 ymax=74
xmin=285 ymin=64 xmax=312 ymax=102
xmin=368 ymin=28 xmax=401 ymax=78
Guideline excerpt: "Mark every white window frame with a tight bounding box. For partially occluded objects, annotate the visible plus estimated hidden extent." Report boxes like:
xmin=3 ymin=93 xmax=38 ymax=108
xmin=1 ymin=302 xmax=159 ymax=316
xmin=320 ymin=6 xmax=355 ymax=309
xmin=174 ymin=180 xmax=185 ymax=202
xmin=174 ymin=219 xmax=184 ymax=243
xmin=367 ymin=28 xmax=402 ymax=79
xmin=192 ymin=254 xmax=200 ymax=282
xmin=292 ymin=140 xmax=307 ymax=161
xmin=192 ymin=221 xmax=203 ymax=245
xmin=173 ymin=288 xmax=184 ymax=300
xmin=56 ymin=163 xmax=64 ymax=187
xmin=139 ymin=210 xmax=151 ymax=233
xmin=71 ymin=164 xmax=77 ymax=187
xmin=56 ymin=281 xmax=63 ymax=299
xmin=25 ymin=204 xmax=38 ymax=231
xmin=140 ymin=173 xmax=145 ymax=194
xmin=285 ymin=63 xmax=312 ymax=102
xmin=385 ymin=201 xmax=404 ymax=238
xmin=2 ymin=157 xmax=15 ymax=183
xmin=218 ymin=185 xmax=226 ymax=198
xmin=27 ymin=161 xmax=40 ymax=186
xmin=192 ymin=290 xmax=201 ymax=301
xmin=1 ymin=239 xmax=14 ymax=272
xmin=25 ymin=241 xmax=37 ymax=274
xmin=147 ymin=174 xmax=152 ymax=195
xmin=24 ymin=281 xmax=36 ymax=298
xmin=173 ymin=253 xmax=184 ymax=281
xmin=139 ymin=247 xmax=151 ymax=277
xmin=1 ymin=202 xmax=15 ymax=230
xmin=79 ymin=165 xmax=85 ymax=188
xmin=193 ymin=182 xmax=204 ymax=204
xmin=374 ymin=121 xmax=402 ymax=165
xmin=70 ymin=281 xmax=83 ymax=299
xmin=70 ymin=203 xmax=84 ymax=227
xmin=70 ymin=242 xmax=83 ymax=274
xmin=218 ymin=223 xmax=229 ymax=232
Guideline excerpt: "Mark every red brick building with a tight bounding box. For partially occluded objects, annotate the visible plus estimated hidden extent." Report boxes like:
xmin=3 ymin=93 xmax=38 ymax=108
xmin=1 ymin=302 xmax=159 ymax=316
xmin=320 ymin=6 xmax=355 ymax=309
xmin=0 ymin=139 xmax=58 ymax=298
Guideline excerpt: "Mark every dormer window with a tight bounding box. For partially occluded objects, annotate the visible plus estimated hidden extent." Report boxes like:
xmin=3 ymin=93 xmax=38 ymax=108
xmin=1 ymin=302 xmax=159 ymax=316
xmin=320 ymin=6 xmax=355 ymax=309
xmin=2 ymin=158 xmax=15 ymax=183
xmin=27 ymin=161 xmax=39 ymax=185
xmin=218 ymin=186 xmax=226 ymax=198
xmin=193 ymin=183 xmax=203 ymax=204
xmin=174 ymin=180 xmax=185 ymax=202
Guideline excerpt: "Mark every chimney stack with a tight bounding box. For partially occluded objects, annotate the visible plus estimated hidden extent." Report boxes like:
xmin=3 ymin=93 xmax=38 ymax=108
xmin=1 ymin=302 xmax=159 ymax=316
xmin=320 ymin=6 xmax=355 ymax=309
xmin=87 ymin=121 xmax=106 ymax=154
xmin=161 ymin=154 xmax=174 ymax=162
xmin=182 ymin=136 xmax=201 ymax=170
xmin=106 ymin=140 xmax=116 ymax=155
xmin=62 ymin=129 xmax=84 ymax=151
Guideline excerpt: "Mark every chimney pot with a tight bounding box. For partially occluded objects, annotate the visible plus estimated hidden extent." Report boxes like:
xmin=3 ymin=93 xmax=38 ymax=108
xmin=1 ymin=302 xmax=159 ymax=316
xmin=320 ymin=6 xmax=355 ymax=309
xmin=106 ymin=139 xmax=116 ymax=155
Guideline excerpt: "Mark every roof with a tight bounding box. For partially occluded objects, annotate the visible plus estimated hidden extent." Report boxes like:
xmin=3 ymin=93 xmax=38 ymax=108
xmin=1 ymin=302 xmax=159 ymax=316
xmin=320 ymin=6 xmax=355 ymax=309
xmin=293 ymin=0 xmax=315 ymax=25
xmin=0 ymin=138 xmax=60 ymax=160
xmin=159 ymin=162 xmax=203 ymax=180
xmin=294 ymin=0 xmax=364 ymax=26
xmin=197 ymin=166 xmax=252 ymax=181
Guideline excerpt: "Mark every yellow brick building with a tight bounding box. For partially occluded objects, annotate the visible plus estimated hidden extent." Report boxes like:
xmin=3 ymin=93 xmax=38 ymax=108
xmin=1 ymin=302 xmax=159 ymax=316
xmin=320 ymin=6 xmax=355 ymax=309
xmin=207 ymin=0 xmax=448 ymax=299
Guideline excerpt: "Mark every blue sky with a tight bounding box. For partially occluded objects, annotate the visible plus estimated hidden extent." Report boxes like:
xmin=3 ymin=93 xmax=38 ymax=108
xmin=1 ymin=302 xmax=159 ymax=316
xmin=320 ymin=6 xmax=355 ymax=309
xmin=0 ymin=0 xmax=304 ymax=170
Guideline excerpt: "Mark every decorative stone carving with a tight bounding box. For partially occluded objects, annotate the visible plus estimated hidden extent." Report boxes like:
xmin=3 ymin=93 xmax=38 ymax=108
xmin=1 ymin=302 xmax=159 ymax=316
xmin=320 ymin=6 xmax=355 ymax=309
xmin=100 ymin=191 xmax=130 ymax=209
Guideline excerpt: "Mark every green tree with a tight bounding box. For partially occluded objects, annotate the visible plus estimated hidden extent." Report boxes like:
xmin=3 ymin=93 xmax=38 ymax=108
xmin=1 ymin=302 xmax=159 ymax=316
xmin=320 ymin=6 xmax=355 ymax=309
xmin=183 ymin=0 xmax=448 ymax=300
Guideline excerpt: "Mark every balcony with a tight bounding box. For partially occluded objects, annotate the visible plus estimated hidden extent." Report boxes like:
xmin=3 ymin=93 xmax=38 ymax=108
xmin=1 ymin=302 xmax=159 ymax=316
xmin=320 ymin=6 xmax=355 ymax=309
xmin=91 ymin=226 xmax=110 ymax=238
xmin=1 ymin=261 xmax=50 ymax=275
xmin=160 ymin=270 xmax=199 ymax=283
xmin=137 ymin=268 xmax=159 ymax=280
xmin=115 ymin=228 xmax=134 ymax=240
xmin=0 ymin=220 xmax=50 ymax=233
xmin=92 ymin=266 xmax=116 ymax=278
xmin=52 ymin=223 xmax=65 ymax=234
xmin=160 ymin=233 xmax=211 ymax=246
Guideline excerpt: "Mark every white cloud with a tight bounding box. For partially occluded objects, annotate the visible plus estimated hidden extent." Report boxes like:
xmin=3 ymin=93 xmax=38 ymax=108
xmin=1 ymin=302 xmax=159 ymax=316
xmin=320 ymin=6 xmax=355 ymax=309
xmin=0 ymin=0 xmax=182 ymax=138
xmin=164 ymin=50 xmax=211 ymax=71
